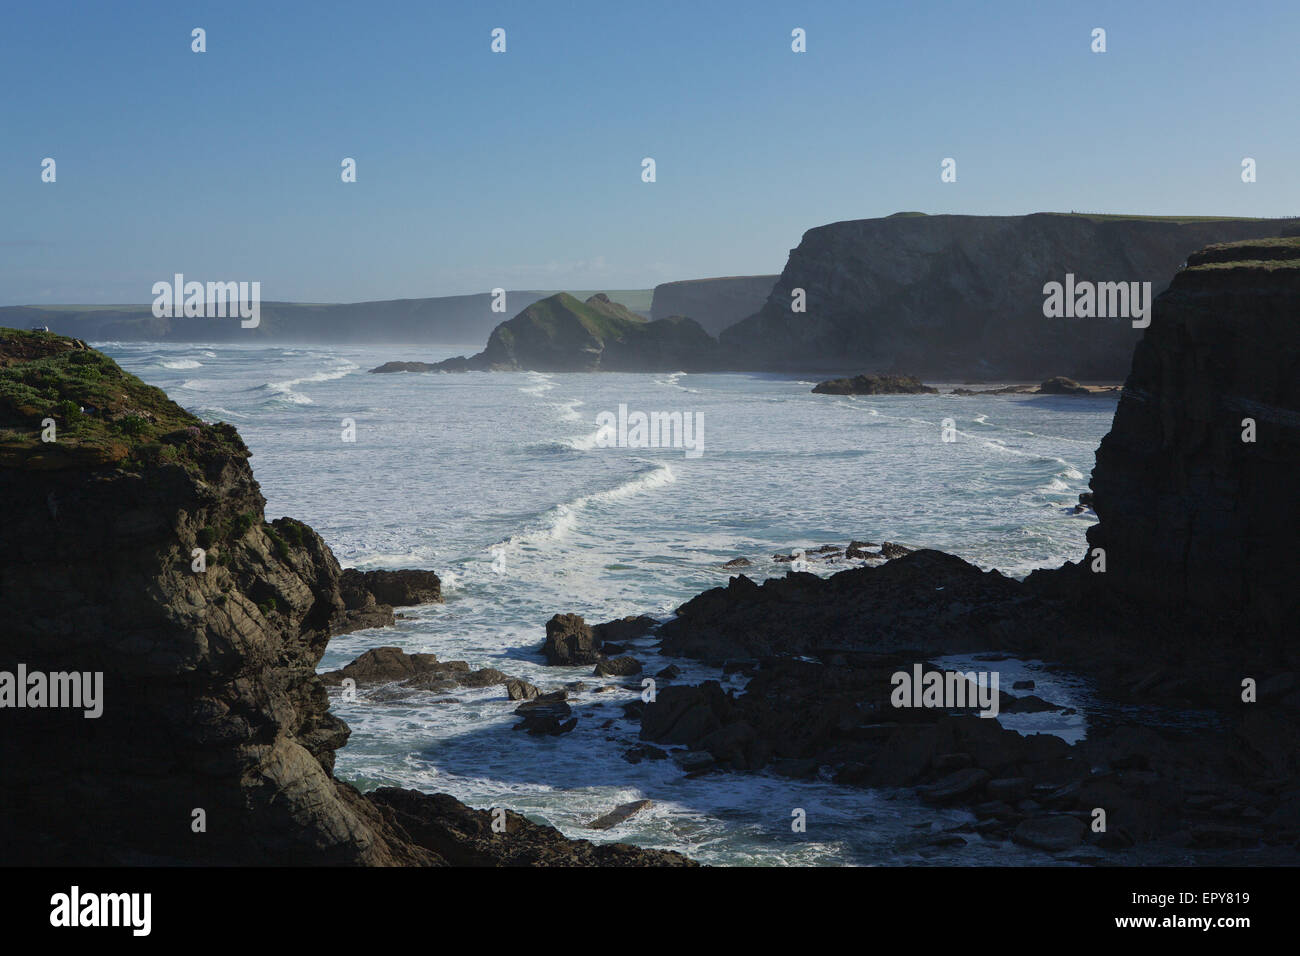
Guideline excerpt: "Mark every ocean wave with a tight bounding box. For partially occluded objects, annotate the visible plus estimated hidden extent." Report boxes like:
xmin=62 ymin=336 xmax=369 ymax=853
xmin=550 ymin=398 xmax=585 ymax=422
xmin=561 ymin=429 xmax=603 ymax=451
xmin=256 ymin=361 xmax=358 ymax=405
xmin=498 ymin=462 xmax=676 ymax=550
xmin=196 ymin=405 xmax=248 ymax=421
xmin=519 ymin=372 xmax=555 ymax=397
xmin=161 ymin=359 xmax=202 ymax=370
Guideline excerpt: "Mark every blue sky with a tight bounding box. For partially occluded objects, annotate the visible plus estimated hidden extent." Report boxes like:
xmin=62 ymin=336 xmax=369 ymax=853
xmin=3 ymin=0 xmax=1298 ymax=304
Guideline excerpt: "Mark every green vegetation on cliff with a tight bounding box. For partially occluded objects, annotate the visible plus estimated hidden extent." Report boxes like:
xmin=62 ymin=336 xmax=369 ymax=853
xmin=0 ymin=327 xmax=244 ymax=471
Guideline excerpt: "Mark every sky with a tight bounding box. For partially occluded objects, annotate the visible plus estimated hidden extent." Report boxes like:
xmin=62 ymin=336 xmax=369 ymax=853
xmin=3 ymin=0 xmax=1299 ymax=304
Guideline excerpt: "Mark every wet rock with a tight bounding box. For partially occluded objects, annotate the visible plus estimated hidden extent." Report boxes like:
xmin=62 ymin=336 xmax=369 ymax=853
xmin=673 ymin=751 xmax=716 ymax=773
xmin=542 ymin=613 xmax=602 ymax=666
xmin=320 ymin=646 xmax=441 ymax=685
xmin=723 ymin=557 xmax=752 ymax=568
xmin=622 ymin=745 xmax=668 ymax=764
xmin=640 ymin=682 xmax=731 ymax=746
xmin=505 ymin=678 xmax=541 ymax=701
xmin=512 ymin=691 xmax=574 ymax=735
xmin=588 ymin=799 xmax=654 ymax=830
xmin=592 ymin=614 xmax=657 ymax=644
xmin=622 ymin=700 xmax=646 ymax=720
xmin=340 ymin=568 xmax=442 ymax=608
xmin=696 ymin=721 xmax=769 ymax=771
xmin=594 ymin=656 xmax=643 ymax=677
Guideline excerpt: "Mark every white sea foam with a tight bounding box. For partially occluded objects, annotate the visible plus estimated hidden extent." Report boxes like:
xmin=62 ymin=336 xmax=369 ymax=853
xmin=100 ymin=342 xmax=1125 ymax=866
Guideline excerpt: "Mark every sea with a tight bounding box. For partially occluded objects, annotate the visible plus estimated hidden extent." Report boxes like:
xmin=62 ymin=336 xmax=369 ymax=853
xmin=103 ymin=340 xmax=1129 ymax=866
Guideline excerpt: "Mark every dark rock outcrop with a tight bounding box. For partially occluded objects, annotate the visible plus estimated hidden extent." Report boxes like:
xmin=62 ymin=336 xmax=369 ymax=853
xmin=541 ymin=613 xmax=603 ymax=666
xmin=0 ymin=331 xmax=691 ymax=866
xmin=621 ymin=239 xmax=1300 ymax=858
xmin=811 ymin=373 xmax=938 ymax=395
xmin=334 ymin=568 xmax=442 ymax=634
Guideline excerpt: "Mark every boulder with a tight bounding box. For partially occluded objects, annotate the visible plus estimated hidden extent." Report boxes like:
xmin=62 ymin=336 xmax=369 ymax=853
xmin=541 ymin=613 xmax=602 ymax=666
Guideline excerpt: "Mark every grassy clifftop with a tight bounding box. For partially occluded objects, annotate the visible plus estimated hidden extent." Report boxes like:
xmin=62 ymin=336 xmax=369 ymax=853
xmin=1182 ymin=236 xmax=1300 ymax=271
xmin=493 ymin=291 xmax=646 ymax=346
xmin=0 ymin=327 xmax=243 ymax=471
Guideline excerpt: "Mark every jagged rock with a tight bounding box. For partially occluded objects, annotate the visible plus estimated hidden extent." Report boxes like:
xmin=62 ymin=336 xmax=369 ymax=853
xmin=722 ymin=557 xmax=752 ymax=568
xmin=512 ymin=691 xmax=575 ymax=735
xmin=339 ymin=568 xmax=442 ymax=607
xmin=593 ymin=615 xmax=657 ymax=643
xmin=320 ymin=647 xmax=441 ymax=685
xmin=594 ymin=656 xmax=642 ymax=677
xmin=505 ymin=678 xmax=541 ymax=700
xmin=541 ymin=613 xmax=602 ymax=666
xmin=0 ymin=331 xmax=685 ymax=867
xmin=622 ymin=745 xmax=668 ymax=764
xmin=367 ymin=789 xmax=692 ymax=865
xmin=673 ymin=751 xmax=716 ymax=773
xmin=1081 ymin=237 xmax=1300 ymax=639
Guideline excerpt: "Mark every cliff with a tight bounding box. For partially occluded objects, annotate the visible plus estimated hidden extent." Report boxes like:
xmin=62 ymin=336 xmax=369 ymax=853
xmin=372 ymin=292 xmax=723 ymax=374
xmin=721 ymin=213 xmax=1300 ymax=379
xmin=649 ymin=275 xmax=779 ymax=336
xmin=608 ymin=239 xmax=1300 ymax=857
xmin=1077 ymin=237 xmax=1300 ymax=641
xmin=0 ymin=330 xmax=691 ymax=866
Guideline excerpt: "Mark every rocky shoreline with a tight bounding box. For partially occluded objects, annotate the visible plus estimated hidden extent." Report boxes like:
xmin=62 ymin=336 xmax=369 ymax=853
xmin=0 ymin=330 xmax=691 ymax=866
xmin=2 ymin=236 xmax=1296 ymax=866
xmin=524 ymin=237 xmax=1300 ymax=861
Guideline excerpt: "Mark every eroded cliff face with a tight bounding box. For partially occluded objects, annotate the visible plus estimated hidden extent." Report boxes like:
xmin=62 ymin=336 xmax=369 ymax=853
xmin=0 ymin=332 xmax=691 ymax=866
xmin=1082 ymin=238 xmax=1300 ymax=643
xmin=721 ymin=213 xmax=1300 ymax=378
